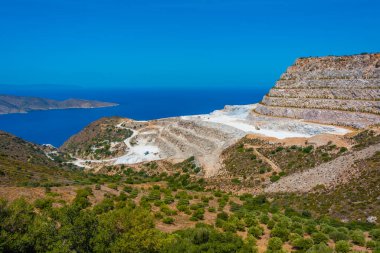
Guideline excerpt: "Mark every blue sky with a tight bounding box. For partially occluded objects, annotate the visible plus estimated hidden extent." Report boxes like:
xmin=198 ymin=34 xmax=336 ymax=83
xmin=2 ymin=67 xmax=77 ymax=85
xmin=0 ymin=0 xmax=379 ymax=90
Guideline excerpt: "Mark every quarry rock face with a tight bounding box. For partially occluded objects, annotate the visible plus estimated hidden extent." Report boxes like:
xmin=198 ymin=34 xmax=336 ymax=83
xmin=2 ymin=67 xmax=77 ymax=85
xmin=255 ymin=53 xmax=380 ymax=128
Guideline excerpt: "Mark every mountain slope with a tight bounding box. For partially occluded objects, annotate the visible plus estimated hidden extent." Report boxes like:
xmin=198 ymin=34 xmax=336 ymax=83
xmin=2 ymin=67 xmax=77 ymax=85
xmin=0 ymin=131 xmax=87 ymax=186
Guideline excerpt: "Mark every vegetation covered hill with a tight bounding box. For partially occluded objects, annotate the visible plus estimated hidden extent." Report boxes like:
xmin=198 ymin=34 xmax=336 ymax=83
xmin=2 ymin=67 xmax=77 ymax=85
xmin=0 ymin=131 xmax=111 ymax=187
xmin=61 ymin=117 xmax=134 ymax=159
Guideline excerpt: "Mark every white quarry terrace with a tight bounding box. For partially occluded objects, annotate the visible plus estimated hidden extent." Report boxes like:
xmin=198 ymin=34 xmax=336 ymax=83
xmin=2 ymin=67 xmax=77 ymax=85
xmin=182 ymin=104 xmax=349 ymax=139
xmin=73 ymin=104 xmax=350 ymax=175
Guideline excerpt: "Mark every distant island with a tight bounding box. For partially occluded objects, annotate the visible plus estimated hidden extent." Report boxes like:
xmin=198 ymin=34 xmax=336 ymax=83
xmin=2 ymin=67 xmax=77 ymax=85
xmin=0 ymin=94 xmax=118 ymax=114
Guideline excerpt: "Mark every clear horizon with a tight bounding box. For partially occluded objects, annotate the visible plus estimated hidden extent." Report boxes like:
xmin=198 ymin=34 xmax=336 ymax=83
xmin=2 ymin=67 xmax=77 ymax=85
xmin=1 ymin=0 xmax=379 ymax=90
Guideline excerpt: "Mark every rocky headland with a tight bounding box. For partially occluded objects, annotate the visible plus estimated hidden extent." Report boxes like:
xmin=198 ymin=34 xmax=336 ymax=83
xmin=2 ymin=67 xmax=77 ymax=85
xmin=0 ymin=94 xmax=118 ymax=114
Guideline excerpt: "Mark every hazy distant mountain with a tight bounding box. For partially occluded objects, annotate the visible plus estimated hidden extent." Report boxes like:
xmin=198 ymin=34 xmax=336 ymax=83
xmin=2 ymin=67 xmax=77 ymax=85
xmin=0 ymin=94 xmax=118 ymax=114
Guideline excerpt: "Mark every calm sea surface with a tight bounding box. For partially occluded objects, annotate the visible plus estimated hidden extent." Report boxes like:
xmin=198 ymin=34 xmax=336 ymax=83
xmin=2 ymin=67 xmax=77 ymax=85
xmin=0 ymin=88 xmax=267 ymax=147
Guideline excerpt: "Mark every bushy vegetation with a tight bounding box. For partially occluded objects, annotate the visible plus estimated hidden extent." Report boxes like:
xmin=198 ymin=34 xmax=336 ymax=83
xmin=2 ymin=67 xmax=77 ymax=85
xmin=260 ymin=142 xmax=345 ymax=174
xmin=1 ymin=162 xmax=380 ymax=253
xmin=221 ymin=139 xmax=274 ymax=188
xmin=0 ymin=154 xmax=122 ymax=187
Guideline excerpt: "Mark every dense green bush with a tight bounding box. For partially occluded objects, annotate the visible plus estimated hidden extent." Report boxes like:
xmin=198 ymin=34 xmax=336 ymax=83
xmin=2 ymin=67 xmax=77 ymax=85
xmin=370 ymin=228 xmax=380 ymax=240
xmin=329 ymin=230 xmax=350 ymax=242
xmin=267 ymin=237 xmax=283 ymax=251
xmin=292 ymin=238 xmax=314 ymax=251
xmin=350 ymin=229 xmax=365 ymax=246
xmin=270 ymin=225 xmax=290 ymax=241
xmin=248 ymin=225 xmax=264 ymax=238
xmin=93 ymin=198 xmax=114 ymax=214
xmin=306 ymin=243 xmax=333 ymax=253
xmin=311 ymin=232 xmax=329 ymax=244
xmin=162 ymin=217 xmax=174 ymax=224
xmin=335 ymin=240 xmax=351 ymax=253
xmin=366 ymin=240 xmax=378 ymax=249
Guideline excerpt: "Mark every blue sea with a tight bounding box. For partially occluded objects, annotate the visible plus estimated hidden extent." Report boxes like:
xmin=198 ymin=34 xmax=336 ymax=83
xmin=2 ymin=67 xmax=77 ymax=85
xmin=0 ymin=88 xmax=267 ymax=147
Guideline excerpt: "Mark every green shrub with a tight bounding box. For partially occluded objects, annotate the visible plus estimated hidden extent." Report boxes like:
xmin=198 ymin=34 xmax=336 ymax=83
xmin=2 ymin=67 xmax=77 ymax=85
xmin=107 ymin=183 xmax=118 ymax=190
xmin=267 ymin=219 xmax=276 ymax=229
xmin=329 ymin=231 xmax=350 ymax=242
xmin=292 ymin=238 xmax=314 ymax=251
xmin=366 ymin=240 xmax=378 ymax=249
xmin=217 ymin=212 xmax=229 ymax=221
xmin=123 ymin=185 xmax=133 ymax=193
xmin=270 ymin=175 xmax=281 ymax=182
xmin=214 ymin=191 xmax=222 ymax=197
xmin=160 ymin=205 xmax=177 ymax=216
xmin=192 ymin=227 xmax=210 ymax=245
xmin=248 ymin=225 xmax=264 ymax=238
xmin=288 ymin=233 xmax=302 ymax=242
xmin=163 ymin=217 xmax=174 ymax=224
xmin=302 ymin=145 xmax=313 ymax=153
xmin=147 ymin=189 xmax=161 ymax=201
xmin=129 ymin=188 xmax=138 ymax=198
xmin=311 ymin=232 xmax=329 ymax=245
xmin=244 ymin=215 xmax=259 ymax=227
xmin=191 ymin=208 xmax=205 ymax=221
xmin=337 ymin=227 xmax=349 ymax=235
xmin=260 ymin=214 xmax=270 ymax=224
xmin=320 ymin=224 xmax=336 ymax=234
xmin=231 ymin=178 xmax=241 ymax=184
xmin=305 ymin=223 xmax=317 ymax=234
xmin=34 ymin=198 xmax=53 ymax=210
xmin=163 ymin=195 xmax=174 ymax=204
xmin=350 ymin=230 xmax=365 ymax=246
xmin=117 ymin=192 xmax=127 ymax=201
xmin=370 ymin=228 xmax=380 ymax=240
xmin=270 ymin=225 xmax=290 ymax=241
xmin=306 ymin=243 xmax=333 ymax=253
xmin=93 ymin=198 xmax=114 ymax=214
xmin=339 ymin=147 xmax=348 ymax=153
xmin=335 ymin=240 xmax=351 ymax=253
xmin=222 ymin=221 xmax=237 ymax=233
xmin=267 ymin=237 xmax=283 ymax=251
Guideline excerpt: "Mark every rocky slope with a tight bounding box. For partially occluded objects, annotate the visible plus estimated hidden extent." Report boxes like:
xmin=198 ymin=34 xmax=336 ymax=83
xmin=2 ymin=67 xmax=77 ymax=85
xmin=0 ymin=94 xmax=117 ymax=114
xmin=255 ymin=53 xmax=380 ymax=128
xmin=267 ymin=129 xmax=380 ymax=222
